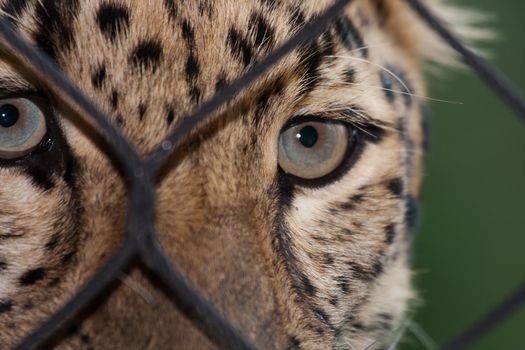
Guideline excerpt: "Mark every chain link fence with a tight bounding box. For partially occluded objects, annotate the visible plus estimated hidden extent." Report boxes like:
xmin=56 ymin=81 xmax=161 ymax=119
xmin=0 ymin=0 xmax=522 ymax=349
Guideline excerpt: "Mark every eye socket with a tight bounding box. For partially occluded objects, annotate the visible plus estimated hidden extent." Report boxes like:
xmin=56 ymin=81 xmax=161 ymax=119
xmin=278 ymin=118 xmax=354 ymax=181
xmin=0 ymin=97 xmax=47 ymax=159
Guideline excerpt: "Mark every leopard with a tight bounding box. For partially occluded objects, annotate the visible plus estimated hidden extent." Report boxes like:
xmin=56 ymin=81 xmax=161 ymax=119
xmin=0 ymin=0 xmax=484 ymax=349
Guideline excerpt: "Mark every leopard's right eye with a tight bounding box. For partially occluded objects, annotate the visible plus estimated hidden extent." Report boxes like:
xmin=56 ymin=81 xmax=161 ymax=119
xmin=278 ymin=118 xmax=355 ymax=182
xmin=0 ymin=97 xmax=47 ymax=159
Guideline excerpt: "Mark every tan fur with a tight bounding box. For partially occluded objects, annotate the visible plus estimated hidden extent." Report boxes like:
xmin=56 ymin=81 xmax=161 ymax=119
xmin=0 ymin=0 xmax=474 ymax=348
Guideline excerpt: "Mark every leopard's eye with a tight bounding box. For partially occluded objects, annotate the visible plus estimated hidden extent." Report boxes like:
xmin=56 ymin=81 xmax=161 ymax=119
xmin=278 ymin=119 xmax=352 ymax=180
xmin=0 ymin=97 xmax=47 ymax=159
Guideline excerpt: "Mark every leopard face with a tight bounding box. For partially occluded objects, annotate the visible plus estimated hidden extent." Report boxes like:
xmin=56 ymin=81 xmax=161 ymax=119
xmin=0 ymin=0 xmax=458 ymax=348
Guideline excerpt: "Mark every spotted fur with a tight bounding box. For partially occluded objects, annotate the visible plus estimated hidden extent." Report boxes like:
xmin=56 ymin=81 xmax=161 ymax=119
xmin=0 ymin=0 xmax=477 ymax=348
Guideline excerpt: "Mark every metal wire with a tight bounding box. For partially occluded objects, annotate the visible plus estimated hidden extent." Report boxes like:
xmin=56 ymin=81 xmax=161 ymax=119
xmin=0 ymin=0 xmax=521 ymax=349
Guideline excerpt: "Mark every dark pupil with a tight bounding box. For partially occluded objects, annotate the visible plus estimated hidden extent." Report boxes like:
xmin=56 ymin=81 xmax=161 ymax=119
xmin=0 ymin=104 xmax=19 ymax=128
xmin=297 ymin=125 xmax=318 ymax=148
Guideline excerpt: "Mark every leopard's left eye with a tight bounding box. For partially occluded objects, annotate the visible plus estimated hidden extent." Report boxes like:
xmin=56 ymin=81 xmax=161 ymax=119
xmin=0 ymin=97 xmax=47 ymax=159
xmin=278 ymin=119 xmax=353 ymax=180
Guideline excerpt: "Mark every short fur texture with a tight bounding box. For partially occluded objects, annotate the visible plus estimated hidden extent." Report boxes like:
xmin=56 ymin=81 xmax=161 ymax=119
xmin=0 ymin=0 xmax=471 ymax=348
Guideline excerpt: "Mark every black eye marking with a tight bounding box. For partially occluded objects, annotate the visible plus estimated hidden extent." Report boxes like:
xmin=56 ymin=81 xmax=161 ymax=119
xmin=19 ymin=267 xmax=46 ymax=286
xmin=91 ymin=64 xmax=107 ymax=90
xmin=0 ymin=299 xmax=13 ymax=314
xmin=96 ymin=2 xmax=130 ymax=41
xmin=129 ymin=40 xmax=163 ymax=72
xmin=25 ymin=166 xmax=55 ymax=191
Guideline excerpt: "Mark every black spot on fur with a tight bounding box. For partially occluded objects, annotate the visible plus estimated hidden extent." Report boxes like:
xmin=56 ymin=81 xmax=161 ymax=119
xmin=45 ymin=234 xmax=60 ymax=251
xmin=138 ymin=103 xmax=147 ymax=121
xmin=61 ymin=250 xmax=75 ymax=265
xmin=371 ymin=0 xmax=389 ymax=26
xmin=323 ymin=253 xmax=335 ymax=266
xmin=33 ymin=0 xmax=79 ymax=61
xmin=301 ymin=274 xmax=316 ymax=297
xmin=0 ymin=299 xmax=13 ymax=313
xmin=334 ymin=16 xmax=367 ymax=56
xmin=385 ymin=224 xmax=396 ymax=244
xmin=181 ymin=19 xmax=196 ymax=48
xmin=48 ymin=276 xmax=61 ymax=287
xmin=24 ymin=166 xmax=55 ymax=191
xmin=227 ymin=27 xmax=253 ymax=67
xmin=405 ymin=195 xmax=421 ymax=233
xmin=340 ymin=202 xmax=354 ymax=210
xmin=215 ymin=73 xmax=228 ymax=93
xmin=288 ymin=336 xmax=301 ymax=349
xmin=80 ymin=333 xmax=92 ymax=344
xmin=91 ymin=65 xmax=107 ymax=90
xmin=0 ymin=259 xmax=7 ymax=271
xmin=349 ymin=263 xmax=375 ymax=281
xmin=166 ymin=107 xmax=175 ymax=126
xmin=23 ymin=299 xmax=34 ymax=310
xmin=343 ymin=67 xmax=356 ymax=83
xmin=110 ymin=90 xmax=119 ymax=109
xmin=96 ymin=3 xmax=130 ymax=41
xmin=115 ymin=114 xmax=124 ymax=127
xmin=351 ymin=193 xmax=364 ymax=202
xmin=186 ymin=53 xmax=200 ymax=81
xmin=164 ymin=0 xmax=177 ymax=19
xmin=387 ymin=178 xmax=403 ymax=197
xmin=329 ymin=297 xmax=338 ymax=306
xmin=20 ymin=267 xmax=46 ymax=286
xmin=336 ymin=275 xmax=351 ymax=293
xmin=129 ymin=40 xmax=163 ymax=72
xmin=249 ymin=13 xmax=275 ymax=50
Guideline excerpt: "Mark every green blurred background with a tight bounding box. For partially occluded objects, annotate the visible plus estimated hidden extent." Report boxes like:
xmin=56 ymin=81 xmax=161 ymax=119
xmin=401 ymin=0 xmax=525 ymax=349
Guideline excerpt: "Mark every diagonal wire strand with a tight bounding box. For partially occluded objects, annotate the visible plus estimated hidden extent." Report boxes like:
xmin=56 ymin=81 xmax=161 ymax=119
xmin=441 ymin=281 xmax=525 ymax=350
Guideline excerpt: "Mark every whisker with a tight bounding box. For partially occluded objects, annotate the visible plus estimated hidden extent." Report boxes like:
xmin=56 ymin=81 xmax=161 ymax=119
xmin=334 ymin=81 xmax=464 ymax=105
xmin=407 ymin=321 xmax=439 ymax=350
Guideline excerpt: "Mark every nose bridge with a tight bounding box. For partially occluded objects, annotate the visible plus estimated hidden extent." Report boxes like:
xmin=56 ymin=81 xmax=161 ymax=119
xmin=154 ymin=146 xmax=285 ymax=347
